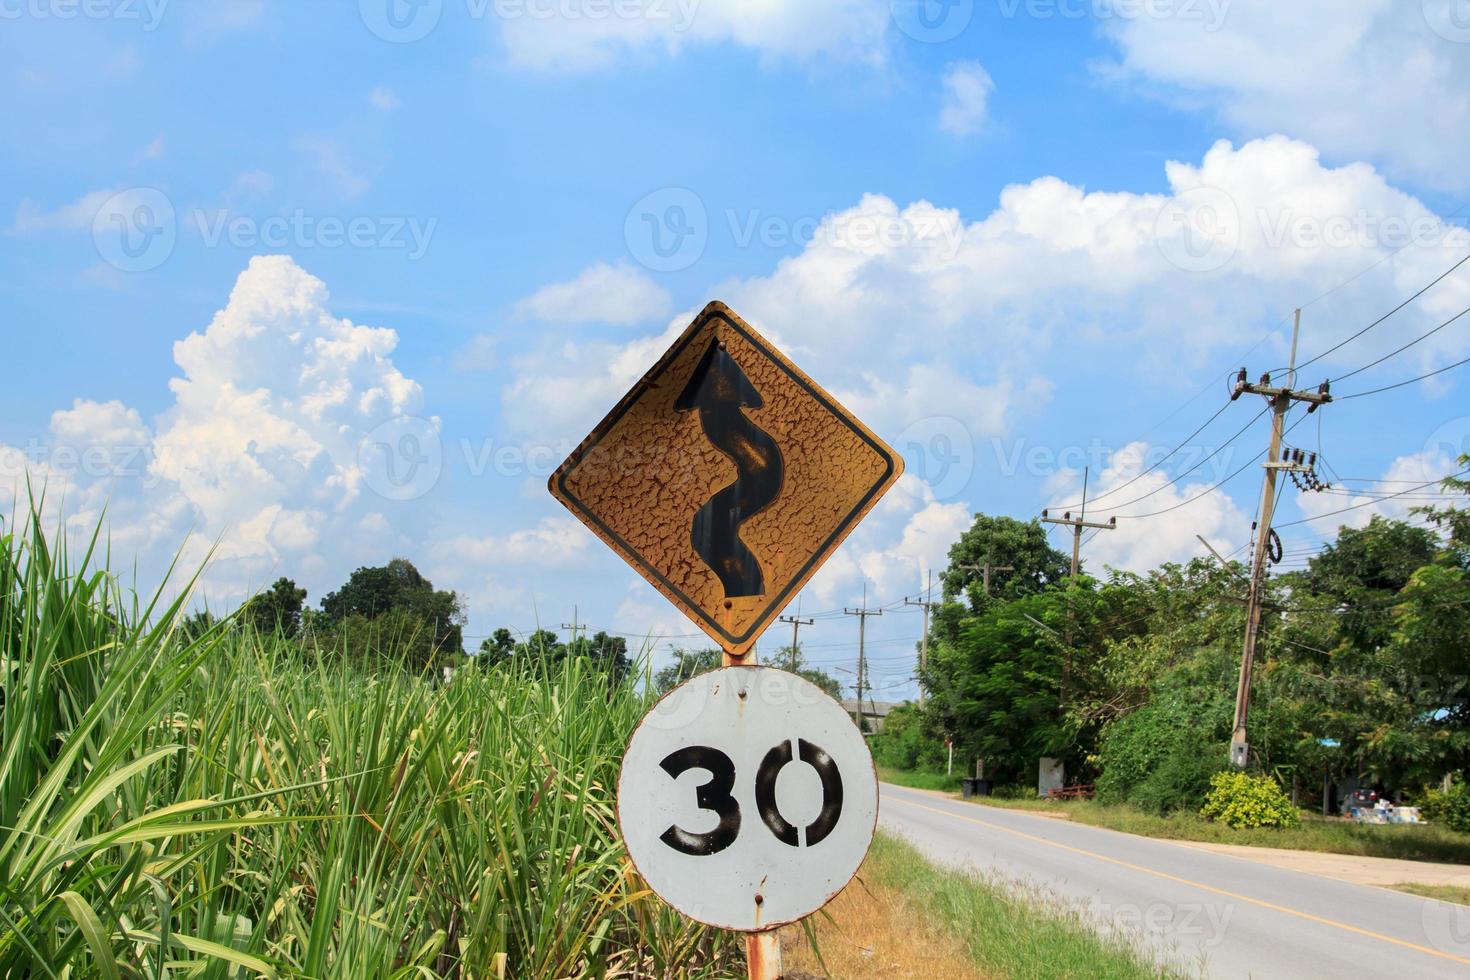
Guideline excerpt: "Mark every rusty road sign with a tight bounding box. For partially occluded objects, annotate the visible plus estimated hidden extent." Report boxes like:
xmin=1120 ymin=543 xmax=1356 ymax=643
xmin=617 ymin=666 xmax=878 ymax=931
xmin=549 ymin=301 xmax=904 ymax=655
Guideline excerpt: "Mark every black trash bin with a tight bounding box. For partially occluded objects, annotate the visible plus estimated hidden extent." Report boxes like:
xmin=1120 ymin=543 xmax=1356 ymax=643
xmin=973 ymin=778 xmax=992 ymax=797
xmin=960 ymin=777 xmax=978 ymax=799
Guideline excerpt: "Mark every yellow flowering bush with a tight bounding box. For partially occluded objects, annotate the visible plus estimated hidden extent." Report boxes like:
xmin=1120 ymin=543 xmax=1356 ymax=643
xmin=1200 ymin=771 xmax=1299 ymax=829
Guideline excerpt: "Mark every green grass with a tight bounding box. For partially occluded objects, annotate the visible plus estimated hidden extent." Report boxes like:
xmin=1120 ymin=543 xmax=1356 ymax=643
xmin=1392 ymin=883 xmax=1470 ymax=905
xmin=0 ymin=507 xmax=739 ymax=978
xmin=883 ymin=770 xmax=1470 ymax=865
xmin=875 ymin=765 xmax=963 ymax=793
xmin=864 ymin=833 xmax=1186 ymax=979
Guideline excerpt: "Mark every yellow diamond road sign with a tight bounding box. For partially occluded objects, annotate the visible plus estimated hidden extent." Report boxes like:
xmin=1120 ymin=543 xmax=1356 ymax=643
xmin=549 ymin=301 xmax=904 ymax=655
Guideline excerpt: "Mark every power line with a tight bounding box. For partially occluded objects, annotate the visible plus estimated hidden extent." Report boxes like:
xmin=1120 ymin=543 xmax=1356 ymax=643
xmin=1052 ymin=399 xmax=1236 ymax=511
xmin=1283 ymin=249 xmax=1470 ymax=374
xmin=1089 ymin=405 xmax=1271 ymax=515
xmin=1118 ymin=410 xmax=1314 ymax=521
xmin=1336 ymin=351 xmax=1470 ymax=399
xmin=1273 ymin=469 xmax=1469 ymax=529
xmin=1330 ymin=304 xmax=1470 ymax=384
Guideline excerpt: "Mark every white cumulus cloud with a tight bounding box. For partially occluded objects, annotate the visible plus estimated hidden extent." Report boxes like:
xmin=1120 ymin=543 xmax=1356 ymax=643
xmin=512 ymin=260 xmax=672 ymax=327
xmin=1099 ymin=0 xmax=1470 ymax=189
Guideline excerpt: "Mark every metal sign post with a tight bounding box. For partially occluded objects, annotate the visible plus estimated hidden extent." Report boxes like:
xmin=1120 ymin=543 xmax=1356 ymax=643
xmin=550 ymin=302 xmax=903 ymax=980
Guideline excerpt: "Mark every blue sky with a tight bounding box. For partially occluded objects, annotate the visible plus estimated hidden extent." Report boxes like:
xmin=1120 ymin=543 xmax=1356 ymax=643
xmin=4 ymin=1 xmax=1470 ymax=695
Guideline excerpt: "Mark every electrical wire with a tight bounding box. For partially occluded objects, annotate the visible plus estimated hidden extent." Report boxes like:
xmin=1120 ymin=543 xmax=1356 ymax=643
xmin=1051 ymin=399 xmax=1236 ymax=511
xmin=1273 ymin=469 xmax=1469 ymax=528
xmin=1330 ymin=304 xmax=1470 ymax=384
xmin=1115 ymin=411 xmax=1310 ymax=521
xmin=1336 ymin=351 xmax=1470 ymax=399
xmin=1281 ymin=249 xmax=1470 ymax=375
xmin=1088 ymin=405 xmax=1272 ymax=515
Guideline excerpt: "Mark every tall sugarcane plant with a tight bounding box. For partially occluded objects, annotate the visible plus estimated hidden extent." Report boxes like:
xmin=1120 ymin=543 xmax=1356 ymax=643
xmin=0 ymin=501 xmax=738 ymax=978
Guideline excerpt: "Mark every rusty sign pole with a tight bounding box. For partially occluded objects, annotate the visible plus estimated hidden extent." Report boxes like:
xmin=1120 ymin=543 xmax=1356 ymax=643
xmin=554 ymin=304 xmax=900 ymax=980
xmin=720 ymin=621 xmax=784 ymax=980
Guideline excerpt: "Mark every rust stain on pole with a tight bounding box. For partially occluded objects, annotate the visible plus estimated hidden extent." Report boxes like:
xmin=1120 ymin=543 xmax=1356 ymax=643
xmin=746 ymin=930 xmax=783 ymax=980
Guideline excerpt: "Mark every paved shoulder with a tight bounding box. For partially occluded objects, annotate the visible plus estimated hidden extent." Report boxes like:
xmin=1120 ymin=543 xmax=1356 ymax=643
xmin=879 ymin=783 xmax=1470 ymax=980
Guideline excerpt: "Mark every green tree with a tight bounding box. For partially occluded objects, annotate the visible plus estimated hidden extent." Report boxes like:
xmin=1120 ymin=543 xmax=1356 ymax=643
xmin=328 ymin=608 xmax=447 ymax=671
xmin=240 ymin=577 xmax=307 ymax=638
xmin=654 ymin=648 xmax=722 ymax=694
xmin=179 ymin=610 xmax=218 ymax=642
xmin=477 ymin=627 xmax=516 ymax=665
xmin=318 ymin=558 xmax=465 ymax=662
xmin=568 ymin=630 xmax=633 ymax=684
xmin=922 ymin=589 xmax=1080 ymax=785
xmin=1296 ymin=516 xmax=1438 ymax=653
xmin=651 ymin=643 xmax=842 ymax=697
xmin=940 ymin=513 xmax=1071 ymax=609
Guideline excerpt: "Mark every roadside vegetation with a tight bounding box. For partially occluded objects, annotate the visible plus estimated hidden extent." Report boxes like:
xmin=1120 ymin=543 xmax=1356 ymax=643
xmin=879 ymin=765 xmax=1470 ymax=863
xmin=1392 ymin=883 xmax=1470 ymax=906
xmin=4 ymin=503 xmax=1189 ymax=978
xmin=0 ymin=508 xmax=741 ymax=978
xmin=781 ymin=833 xmax=1187 ymax=979
xmin=873 ymin=461 xmax=1470 ymax=862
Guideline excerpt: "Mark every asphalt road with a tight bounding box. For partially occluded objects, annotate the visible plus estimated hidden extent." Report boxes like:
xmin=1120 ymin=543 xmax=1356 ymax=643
xmin=879 ymin=783 xmax=1470 ymax=979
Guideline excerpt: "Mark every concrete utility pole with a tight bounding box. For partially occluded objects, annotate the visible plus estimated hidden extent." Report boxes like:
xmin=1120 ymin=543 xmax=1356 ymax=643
xmin=1041 ymin=468 xmax=1115 ymax=705
xmin=959 ymin=559 xmax=1016 ymax=597
xmin=1229 ymin=309 xmax=1332 ymax=768
xmin=561 ymin=607 xmax=588 ymax=645
xmin=844 ymin=585 xmax=882 ymax=730
xmin=1041 ymin=467 xmax=1116 ymax=582
xmin=778 ymin=612 xmax=813 ymax=672
xmin=903 ymin=570 xmax=939 ymax=706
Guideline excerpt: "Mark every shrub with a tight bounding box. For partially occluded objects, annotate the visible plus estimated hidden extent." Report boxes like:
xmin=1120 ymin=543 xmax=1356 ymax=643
xmin=1200 ymin=771 xmax=1300 ymax=829
xmin=870 ymin=703 xmax=948 ymax=772
xmin=1095 ymin=694 xmax=1227 ymax=814
xmin=1420 ymin=782 xmax=1470 ymax=833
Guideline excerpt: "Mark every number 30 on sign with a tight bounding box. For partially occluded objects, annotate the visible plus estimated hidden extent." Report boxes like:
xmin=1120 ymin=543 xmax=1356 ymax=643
xmin=617 ymin=667 xmax=878 ymax=932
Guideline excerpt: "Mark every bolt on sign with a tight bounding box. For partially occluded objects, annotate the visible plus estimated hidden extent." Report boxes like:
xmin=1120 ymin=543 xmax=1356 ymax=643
xmin=548 ymin=301 xmax=904 ymax=655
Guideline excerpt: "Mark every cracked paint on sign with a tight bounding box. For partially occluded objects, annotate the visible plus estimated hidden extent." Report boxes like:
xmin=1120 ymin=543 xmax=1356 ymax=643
xmin=549 ymin=301 xmax=902 ymax=654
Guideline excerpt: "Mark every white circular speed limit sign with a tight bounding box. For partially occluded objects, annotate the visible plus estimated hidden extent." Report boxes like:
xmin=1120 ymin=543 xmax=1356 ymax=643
xmin=618 ymin=666 xmax=878 ymax=931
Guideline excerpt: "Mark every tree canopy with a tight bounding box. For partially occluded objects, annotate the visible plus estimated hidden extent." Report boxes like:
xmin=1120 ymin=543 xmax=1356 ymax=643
xmin=890 ymin=486 xmax=1470 ymax=811
xmin=653 ymin=644 xmax=842 ymax=698
xmin=240 ymin=577 xmax=307 ymax=638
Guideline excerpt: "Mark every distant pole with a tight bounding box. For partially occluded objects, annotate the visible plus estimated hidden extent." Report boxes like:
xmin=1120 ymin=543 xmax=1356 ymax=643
xmin=561 ymin=605 xmax=588 ymax=645
xmin=1041 ymin=469 xmax=1117 ymax=588
xmin=903 ymin=570 xmax=939 ymax=706
xmin=1041 ymin=469 xmax=1115 ymax=705
xmin=778 ymin=610 xmax=813 ymax=673
xmin=845 ymin=585 xmax=882 ymax=730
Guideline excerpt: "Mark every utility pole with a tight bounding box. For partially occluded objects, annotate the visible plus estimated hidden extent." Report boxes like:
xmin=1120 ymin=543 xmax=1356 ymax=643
xmin=1229 ymin=309 xmax=1332 ymax=768
xmin=844 ymin=585 xmax=882 ymax=730
xmin=561 ymin=606 xmax=588 ymax=646
xmin=903 ymin=570 xmax=939 ymax=706
xmin=777 ymin=612 xmax=813 ymax=672
xmin=1041 ymin=467 xmax=1115 ymax=706
xmin=1041 ymin=467 xmax=1116 ymax=582
xmin=959 ymin=560 xmax=1015 ymax=596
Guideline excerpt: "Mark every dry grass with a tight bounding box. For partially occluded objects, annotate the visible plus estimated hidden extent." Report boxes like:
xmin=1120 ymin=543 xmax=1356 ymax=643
xmin=1394 ymin=882 xmax=1470 ymax=905
xmin=777 ymin=869 xmax=991 ymax=979
xmin=773 ymin=834 xmax=1178 ymax=980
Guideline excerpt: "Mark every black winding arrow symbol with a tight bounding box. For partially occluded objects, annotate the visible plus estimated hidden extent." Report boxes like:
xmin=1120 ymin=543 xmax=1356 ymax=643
xmin=675 ymin=340 xmax=785 ymax=597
